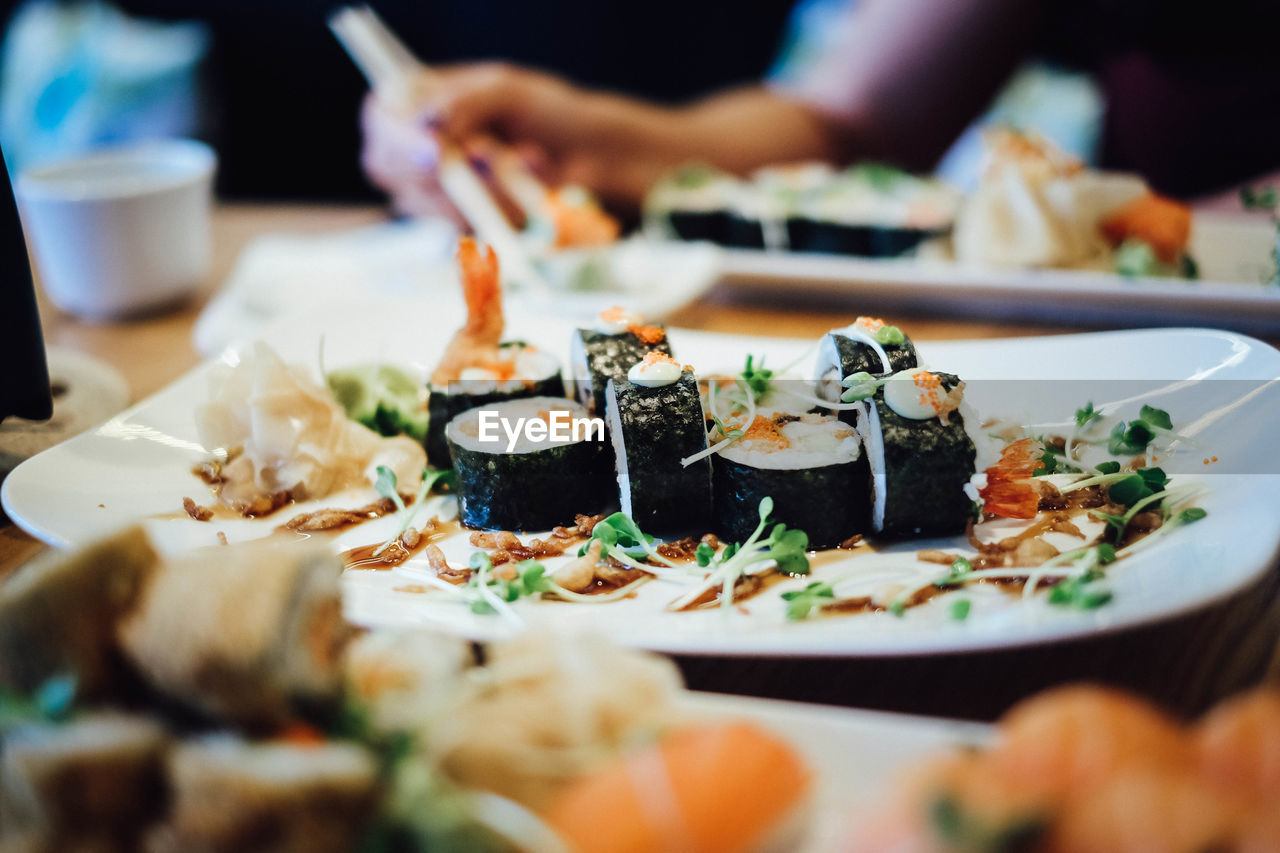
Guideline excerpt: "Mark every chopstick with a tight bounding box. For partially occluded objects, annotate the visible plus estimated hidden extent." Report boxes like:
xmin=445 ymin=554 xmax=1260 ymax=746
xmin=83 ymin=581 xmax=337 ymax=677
xmin=328 ymin=5 xmax=555 ymax=297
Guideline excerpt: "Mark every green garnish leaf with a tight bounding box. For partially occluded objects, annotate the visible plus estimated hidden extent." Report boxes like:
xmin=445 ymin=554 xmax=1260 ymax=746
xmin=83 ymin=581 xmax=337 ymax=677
xmin=1048 ymin=572 xmax=1112 ymax=610
xmin=1139 ymin=405 xmax=1173 ymax=431
xmin=1074 ymin=402 xmax=1100 ymax=429
xmin=888 ymin=599 xmax=906 ymax=617
xmin=949 ymin=598 xmax=971 ymax=621
xmin=374 ymin=465 xmax=402 ymax=506
xmin=781 ymin=581 xmax=835 ymax=621
xmin=695 ymin=542 xmax=716 ymax=567
xmin=740 ymin=354 xmax=775 ymax=396
xmin=1176 ymin=507 xmax=1208 ymax=524
xmin=1096 ymin=461 xmax=1122 ymax=475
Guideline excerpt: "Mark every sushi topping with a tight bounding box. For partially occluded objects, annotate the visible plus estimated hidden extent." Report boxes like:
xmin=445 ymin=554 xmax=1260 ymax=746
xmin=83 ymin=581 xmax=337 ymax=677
xmin=834 ymin=323 xmax=893 ymax=372
xmin=978 ymin=438 xmax=1046 ymax=520
xmin=595 ymin=306 xmax=667 ymax=343
xmin=627 ymin=351 xmax=684 ymax=387
xmin=546 ymin=185 xmax=620 ymax=248
xmin=431 ymin=238 xmax=505 ymax=386
xmin=852 ymin=316 xmax=906 ymax=346
xmin=884 ymin=368 xmax=964 ymax=424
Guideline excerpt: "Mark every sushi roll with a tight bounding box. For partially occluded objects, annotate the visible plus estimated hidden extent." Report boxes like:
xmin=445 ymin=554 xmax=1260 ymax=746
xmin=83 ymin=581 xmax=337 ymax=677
xmin=117 ymin=540 xmax=352 ymax=728
xmin=0 ymin=712 xmax=169 ymax=841
xmin=713 ymin=412 xmax=869 ymax=548
xmin=148 ymin=735 xmax=378 ymax=853
xmin=815 ymin=318 xmax=919 ymax=426
xmin=571 ymin=307 xmax=673 ymax=415
xmin=644 ymin=164 xmax=743 ymax=245
xmin=0 ymin=525 xmax=158 ymax=701
xmin=604 ymin=356 xmax=712 ymax=535
xmin=858 ymin=368 xmax=977 ymax=538
xmin=426 ymin=342 xmax=565 ymax=466
xmin=786 ymin=163 xmax=959 ymax=257
xmin=446 ymin=396 xmax=615 ymax=531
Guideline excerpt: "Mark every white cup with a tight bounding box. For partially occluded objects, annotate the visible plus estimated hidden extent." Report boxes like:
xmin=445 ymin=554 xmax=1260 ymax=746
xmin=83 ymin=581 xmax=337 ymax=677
xmin=16 ymin=139 xmax=216 ymax=319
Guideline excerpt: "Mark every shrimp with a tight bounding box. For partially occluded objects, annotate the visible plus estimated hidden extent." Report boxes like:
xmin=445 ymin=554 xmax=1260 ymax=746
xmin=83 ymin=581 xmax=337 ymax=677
xmin=430 ymin=237 xmax=504 ymax=386
xmin=1195 ymin=688 xmax=1280 ymax=803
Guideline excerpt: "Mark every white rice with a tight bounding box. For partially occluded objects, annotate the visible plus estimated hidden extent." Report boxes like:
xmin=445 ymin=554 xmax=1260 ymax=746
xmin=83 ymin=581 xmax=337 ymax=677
xmin=447 ymin=396 xmax=592 ymax=455
xmin=720 ymin=413 xmax=861 ymax=471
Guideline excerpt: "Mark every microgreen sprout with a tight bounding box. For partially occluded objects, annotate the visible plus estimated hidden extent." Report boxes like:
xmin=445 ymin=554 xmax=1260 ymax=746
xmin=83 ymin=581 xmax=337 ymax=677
xmin=740 ymin=354 xmax=774 ymax=396
xmin=781 ymin=580 xmax=835 ymax=620
xmin=580 ymin=512 xmax=683 ymax=572
xmin=372 ymin=466 xmax=455 ymax=557
xmin=949 ymin=598 xmax=971 ymax=621
xmin=696 ymin=497 xmax=810 ymax=612
xmin=839 ymin=371 xmax=890 ymax=403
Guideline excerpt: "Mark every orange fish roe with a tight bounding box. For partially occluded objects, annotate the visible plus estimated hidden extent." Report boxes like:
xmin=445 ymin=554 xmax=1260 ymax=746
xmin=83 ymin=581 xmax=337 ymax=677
xmin=638 ymin=350 xmax=680 ymax=369
xmin=628 ymin=323 xmax=666 ymax=345
xmin=1203 ymin=456 xmax=1219 ymax=465
xmin=911 ymin=370 xmax=945 ymax=411
xmin=979 ymin=437 xmax=1044 ymax=520
xmin=739 ymin=415 xmax=790 ymax=449
xmin=854 ymin=316 xmax=886 ymax=333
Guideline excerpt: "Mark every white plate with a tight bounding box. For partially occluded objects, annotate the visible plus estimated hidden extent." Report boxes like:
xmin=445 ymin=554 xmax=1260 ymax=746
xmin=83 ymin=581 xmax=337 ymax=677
xmin=719 ymin=215 xmax=1280 ymax=332
xmin=679 ymin=692 xmax=988 ymax=849
xmin=6 ymin=309 xmax=1280 ymax=658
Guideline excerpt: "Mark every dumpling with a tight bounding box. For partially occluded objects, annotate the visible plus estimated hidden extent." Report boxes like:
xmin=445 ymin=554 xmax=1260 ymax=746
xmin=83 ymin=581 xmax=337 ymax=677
xmin=953 ymin=129 xmax=1146 ymax=269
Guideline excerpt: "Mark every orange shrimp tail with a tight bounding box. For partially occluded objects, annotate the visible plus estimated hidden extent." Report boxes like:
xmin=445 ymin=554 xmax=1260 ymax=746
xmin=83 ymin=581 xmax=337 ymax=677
xmin=979 ymin=437 xmax=1044 ymax=519
xmin=456 ymin=237 xmax=504 ymax=340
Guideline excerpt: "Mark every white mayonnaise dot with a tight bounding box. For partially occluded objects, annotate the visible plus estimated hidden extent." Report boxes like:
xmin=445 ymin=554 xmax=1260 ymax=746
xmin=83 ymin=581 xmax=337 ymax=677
xmin=627 ymin=359 xmax=682 ymax=387
xmin=883 ymin=367 xmax=941 ymax=420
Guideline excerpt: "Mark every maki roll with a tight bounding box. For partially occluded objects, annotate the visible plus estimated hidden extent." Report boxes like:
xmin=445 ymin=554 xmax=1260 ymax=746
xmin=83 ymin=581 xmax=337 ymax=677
xmin=785 ymin=163 xmax=958 ymax=257
xmin=604 ymin=356 xmax=712 ymax=535
xmin=815 ymin=318 xmax=919 ymax=425
xmin=426 ymin=343 xmax=565 ymax=465
xmin=858 ymin=368 xmax=977 ymax=538
xmin=644 ymin=164 xmax=743 ymax=244
xmin=152 ymin=735 xmax=378 ymax=853
xmin=447 ymin=396 xmax=615 ymax=531
xmin=571 ymin=307 xmax=673 ymax=415
xmin=425 ymin=237 xmax=564 ymax=466
xmin=713 ymin=412 xmax=869 ymax=549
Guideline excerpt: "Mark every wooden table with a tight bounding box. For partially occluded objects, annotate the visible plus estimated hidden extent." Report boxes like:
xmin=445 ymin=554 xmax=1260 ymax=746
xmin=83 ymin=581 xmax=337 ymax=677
xmin=5 ymin=202 xmax=1279 ymax=717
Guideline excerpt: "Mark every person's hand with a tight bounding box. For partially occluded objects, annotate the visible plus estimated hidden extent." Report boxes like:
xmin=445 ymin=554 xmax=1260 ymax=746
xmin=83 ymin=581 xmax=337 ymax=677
xmin=360 ymin=63 xmax=673 ymax=217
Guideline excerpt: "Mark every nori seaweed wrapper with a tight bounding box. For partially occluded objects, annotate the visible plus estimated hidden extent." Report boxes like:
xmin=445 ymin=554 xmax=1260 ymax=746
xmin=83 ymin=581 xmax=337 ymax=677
xmin=574 ymin=329 xmax=673 ymax=415
xmin=724 ymin=213 xmax=766 ymax=249
xmin=868 ymin=372 xmax=976 ymax=538
xmin=712 ymin=455 xmax=870 ymax=549
xmin=606 ymin=371 xmax=712 ymax=535
xmin=826 ymin=331 xmax=918 ymax=378
xmin=447 ymin=405 xmax=615 ymax=531
xmin=785 ymin=220 xmax=945 ymax=257
xmin=426 ymin=374 xmax=565 ymax=468
xmin=667 ymin=210 xmax=733 ymax=244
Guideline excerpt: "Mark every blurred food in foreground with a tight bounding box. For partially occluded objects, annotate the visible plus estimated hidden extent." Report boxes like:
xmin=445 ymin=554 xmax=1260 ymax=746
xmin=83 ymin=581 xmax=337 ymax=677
xmin=850 ymin=683 xmax=1280 ymax=852
xmin=0 ymin=527 xmax=812 ymax=852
